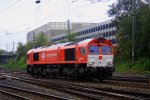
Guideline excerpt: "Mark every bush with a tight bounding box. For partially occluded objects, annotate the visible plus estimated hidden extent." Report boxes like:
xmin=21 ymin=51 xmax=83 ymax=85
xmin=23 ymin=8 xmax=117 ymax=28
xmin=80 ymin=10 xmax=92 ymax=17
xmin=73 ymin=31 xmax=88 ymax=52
xmin=6 ymin=56 xmax=26 ymax=70
xmin=115 ymin=63 xmax=131 ymax=73
xmin=115 ymin=57 xmax=150 ymax=73
xmin=133 ymin=57 xmax=150 ymax=71
xmin=16 ymin=56 xmax=26 ymax=70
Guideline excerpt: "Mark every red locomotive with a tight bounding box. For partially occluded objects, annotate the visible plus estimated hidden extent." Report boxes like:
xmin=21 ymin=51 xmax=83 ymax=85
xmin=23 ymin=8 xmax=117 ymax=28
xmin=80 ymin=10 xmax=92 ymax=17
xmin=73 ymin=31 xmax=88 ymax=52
xmin=27 ymin=37 xmax=114 ymax=80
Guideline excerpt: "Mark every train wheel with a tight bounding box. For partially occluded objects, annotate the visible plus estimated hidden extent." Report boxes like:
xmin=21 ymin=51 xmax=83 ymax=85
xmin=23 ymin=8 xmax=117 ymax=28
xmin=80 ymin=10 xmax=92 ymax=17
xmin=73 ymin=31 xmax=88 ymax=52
xmin=97 ymin=68 xmax=104 ymax=81
xmin=86 ymin=68 xmax=93 ymax=80
xmin=42 ymin=68 xmax=46 ymax=76
xmin=27 ymin=67 xmax=30 ymax=74
xmin=32 ymin=67 xmax=39 ymax=78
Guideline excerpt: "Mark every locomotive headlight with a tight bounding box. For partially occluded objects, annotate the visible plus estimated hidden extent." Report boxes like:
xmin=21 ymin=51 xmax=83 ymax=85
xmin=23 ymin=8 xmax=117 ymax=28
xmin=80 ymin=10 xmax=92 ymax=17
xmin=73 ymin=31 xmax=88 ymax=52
xmin=92 ymin=62 xmax=95 ymax=65
xmin=89 ymin=62 xmax=95 ymax=65
xmin=107 ymin=62 xmax=112 ymax=66
xmin=89 ymin=62 xmax=92 ymax=65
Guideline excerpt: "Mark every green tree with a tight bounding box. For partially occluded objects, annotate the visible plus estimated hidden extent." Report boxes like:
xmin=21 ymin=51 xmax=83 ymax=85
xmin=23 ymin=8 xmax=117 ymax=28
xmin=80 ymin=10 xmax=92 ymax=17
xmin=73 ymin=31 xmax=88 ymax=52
xmin=16 ymin=42 xmax=26 ymax=61
xmin=26 ymin=41 xmax=35 ymax=52
xmin=108 ymin=0 xmax=150 ymax=61
xmin=34 ymin=32 xmax=49 ymax=47
xmin=0 ymin=49 xmax=6 ymax=55
xmin=108 ymin=0 xmax=150 ymax=72
xmin=70 ymin=32 xmax=78 ymax=41
xmin=139 ymin=5 xmax=150 ymax=57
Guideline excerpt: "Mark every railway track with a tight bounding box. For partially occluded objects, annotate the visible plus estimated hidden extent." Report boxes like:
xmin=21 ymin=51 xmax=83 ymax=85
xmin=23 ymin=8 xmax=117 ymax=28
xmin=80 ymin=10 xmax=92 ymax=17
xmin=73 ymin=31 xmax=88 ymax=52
xmin=2 ymin=75 xmax=150 ymax=100
xmin=1 ymin=69 xmax=149 ymax=83
xmin=0 ymin=82 xmax=67 ymax=100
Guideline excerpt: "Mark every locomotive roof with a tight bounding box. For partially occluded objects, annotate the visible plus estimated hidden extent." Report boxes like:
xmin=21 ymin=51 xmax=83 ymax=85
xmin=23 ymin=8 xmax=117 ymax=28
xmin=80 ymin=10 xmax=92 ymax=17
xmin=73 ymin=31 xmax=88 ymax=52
xmin=77 ymin=38 xmax=93 ymax=45
xmin=49 ymin=42 xmax=71 ymax=47
xmin=64 ymin=38 xmax=94 ymax=46
xmin=27 ymin=37 xmax=112 ymax=54
xmin=47 ymin=37 xmax=111 ymax=48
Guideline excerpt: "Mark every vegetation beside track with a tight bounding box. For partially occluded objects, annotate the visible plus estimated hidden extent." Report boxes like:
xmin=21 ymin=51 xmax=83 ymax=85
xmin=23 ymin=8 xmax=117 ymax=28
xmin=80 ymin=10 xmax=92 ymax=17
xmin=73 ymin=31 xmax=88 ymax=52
xmin=114 ymin=57 xmax=150 ymax=74
xmin=108 ymin=0 xmax=150 ymax=73
xmin=6 ymin=56 xmax=26 ymax=70
xmin=4 ymin=33 xmax=49 ymax=70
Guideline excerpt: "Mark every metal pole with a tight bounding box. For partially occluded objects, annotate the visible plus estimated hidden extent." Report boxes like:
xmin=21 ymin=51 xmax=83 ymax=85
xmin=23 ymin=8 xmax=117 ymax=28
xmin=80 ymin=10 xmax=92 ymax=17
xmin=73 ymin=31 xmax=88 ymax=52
xmin=13 ymin=41 xmax=15 ymax=53
xmin=132 ymin=0 xmax=135 ymax=64
xmin=67 ymin=19 xmax=71 ymax=41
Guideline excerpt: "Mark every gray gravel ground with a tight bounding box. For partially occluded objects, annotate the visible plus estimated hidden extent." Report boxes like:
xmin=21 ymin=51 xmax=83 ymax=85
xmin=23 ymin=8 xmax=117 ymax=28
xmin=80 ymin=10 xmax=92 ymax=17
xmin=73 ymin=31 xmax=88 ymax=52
xmin=0 ymin=94 xmax=15 ymax=100
xmin=0 ymin=78 xmax=84 ymax=100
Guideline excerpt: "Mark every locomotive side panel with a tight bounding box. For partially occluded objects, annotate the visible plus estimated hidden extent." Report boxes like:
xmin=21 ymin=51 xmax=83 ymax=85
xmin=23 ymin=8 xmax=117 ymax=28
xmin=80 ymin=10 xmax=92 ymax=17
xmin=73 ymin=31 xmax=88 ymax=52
xmin=59 ymin=47 xmax=65 ymax=63
xmin=45 ymin=49 xmax=58 ymax=64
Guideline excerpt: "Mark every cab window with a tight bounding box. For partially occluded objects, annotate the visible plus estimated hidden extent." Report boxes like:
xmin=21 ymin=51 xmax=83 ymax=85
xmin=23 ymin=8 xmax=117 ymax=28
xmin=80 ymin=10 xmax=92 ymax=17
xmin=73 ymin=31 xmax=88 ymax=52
xmin=89 ymin=46 xmax=99 ymax=55
xmin=80 ymin=47 xmax=86 ymax=55
xmin=102 ymin=46 xmax=112 ymax=55
xmin=27 ymin=54 xmax=29 ymax=60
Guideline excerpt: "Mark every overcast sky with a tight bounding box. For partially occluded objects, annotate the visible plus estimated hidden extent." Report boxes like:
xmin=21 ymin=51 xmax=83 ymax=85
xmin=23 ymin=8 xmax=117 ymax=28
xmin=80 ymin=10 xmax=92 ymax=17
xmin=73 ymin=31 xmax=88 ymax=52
xmin=0 ymin=0 xmax=116 ymax=51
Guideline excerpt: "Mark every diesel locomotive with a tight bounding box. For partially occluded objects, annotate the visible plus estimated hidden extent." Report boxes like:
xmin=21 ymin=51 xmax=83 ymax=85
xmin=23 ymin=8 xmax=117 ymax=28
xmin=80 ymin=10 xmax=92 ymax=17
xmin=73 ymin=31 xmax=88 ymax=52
xmin=27 ymin=37 xmax=114 ymax=80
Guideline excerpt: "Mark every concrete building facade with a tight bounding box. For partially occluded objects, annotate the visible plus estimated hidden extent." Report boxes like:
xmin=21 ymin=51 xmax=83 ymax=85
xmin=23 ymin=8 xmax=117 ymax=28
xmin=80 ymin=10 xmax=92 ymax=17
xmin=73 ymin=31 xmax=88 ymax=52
xmin=52 ymin=20 xmax=117 ymax=45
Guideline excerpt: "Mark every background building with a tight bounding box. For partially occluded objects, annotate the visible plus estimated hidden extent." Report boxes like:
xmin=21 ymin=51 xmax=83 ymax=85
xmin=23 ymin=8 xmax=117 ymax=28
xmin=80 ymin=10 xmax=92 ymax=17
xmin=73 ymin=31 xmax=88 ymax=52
xmin=27 ymin=21 xmax=96 ymax=42
xmin=52 ymin=20 xmax=117 ymax=45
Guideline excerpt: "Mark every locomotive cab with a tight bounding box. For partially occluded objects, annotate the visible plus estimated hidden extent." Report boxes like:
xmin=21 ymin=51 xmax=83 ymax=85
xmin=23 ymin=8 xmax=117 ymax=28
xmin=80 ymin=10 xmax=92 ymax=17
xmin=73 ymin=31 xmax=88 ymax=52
xmin=87 ymin=43 xmax=113 ymax=68
xmin=86 ymin=37 xmax=114 ymax=80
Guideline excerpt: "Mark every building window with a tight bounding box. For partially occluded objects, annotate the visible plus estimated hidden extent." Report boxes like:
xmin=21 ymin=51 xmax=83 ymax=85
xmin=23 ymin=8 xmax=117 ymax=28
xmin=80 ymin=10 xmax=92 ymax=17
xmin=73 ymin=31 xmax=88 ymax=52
xmin=98 ymin=26 xmax=101 ymax=30
xmin=109 ymin=23 xmax=112 ymax=28
xmin=103 ymin=25 xmax=105 ymax=29
xmin=106 ymin=32 xmax=108 ymax=37
xmin=80 ymin=31 xmax=82 ymax=35
xmin=112 ymin=31 xmax=115 ymax=35
xmin=83 ymin=30 xmax=86 ymax=34
xmin=109 ymin=32 xmax=112 ymax=36
xmin=106 ymin=24 xmax=108 ymax=29
xmin=103 ymin=33 xmax=105 ymax=37
xmin=112 ymin=39 xmax=116 ymax=44
xmin=100 ymin=26 xmax=103 ymax=30
xmin=95 ymin=27 xmax=98 ymax=31
xmin=93 ymin=27 xmax=96 ymax=32
xmin=88 ymin=29 xmax=90 ymax=33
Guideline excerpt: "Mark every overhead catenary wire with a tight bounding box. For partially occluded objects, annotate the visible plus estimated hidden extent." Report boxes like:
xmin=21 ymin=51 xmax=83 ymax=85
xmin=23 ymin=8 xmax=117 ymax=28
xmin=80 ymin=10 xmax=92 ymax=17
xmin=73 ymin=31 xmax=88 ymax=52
xmin=6 ymin=1 xmax=94 ymax=34
xmin=0 ymin=0 xmax=113 ymax=51
xmin=4 ymin=0 xmax=112 ymax=35
xmin=0 ymin=0 xmax=19 ymax=14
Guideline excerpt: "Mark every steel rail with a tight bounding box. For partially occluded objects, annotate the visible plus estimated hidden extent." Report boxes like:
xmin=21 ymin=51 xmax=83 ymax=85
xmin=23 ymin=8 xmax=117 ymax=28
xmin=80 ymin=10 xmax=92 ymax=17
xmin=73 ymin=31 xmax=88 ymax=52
xmin=0 ymin=89 xmax=30 ymax=100
xmin=110 ymin=76 xmax=149 ymax=83
xmin=103 ymin=80 xmax=150 ymax=89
